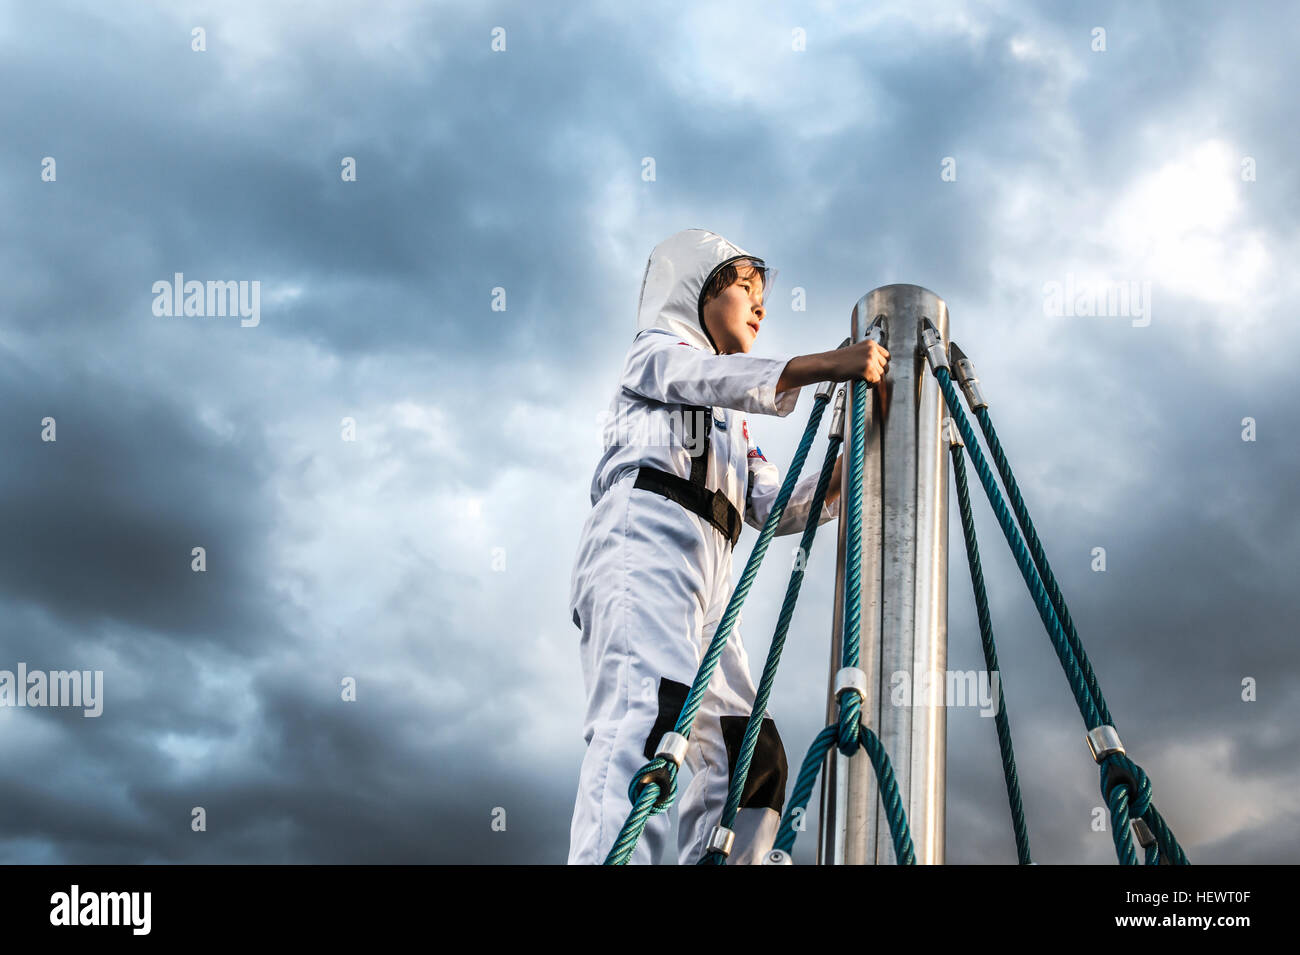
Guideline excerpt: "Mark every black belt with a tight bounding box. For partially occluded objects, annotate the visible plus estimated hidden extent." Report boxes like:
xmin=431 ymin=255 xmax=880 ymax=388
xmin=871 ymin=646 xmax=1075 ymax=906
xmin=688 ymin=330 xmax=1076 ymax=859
xmin=632 ymin=403 xmax=742 ymax=548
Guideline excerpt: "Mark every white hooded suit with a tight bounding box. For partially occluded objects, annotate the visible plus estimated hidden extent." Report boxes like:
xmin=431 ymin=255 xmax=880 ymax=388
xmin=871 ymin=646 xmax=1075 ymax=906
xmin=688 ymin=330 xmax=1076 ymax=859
xmin=567 ymin=228 xmax=839 ymax=865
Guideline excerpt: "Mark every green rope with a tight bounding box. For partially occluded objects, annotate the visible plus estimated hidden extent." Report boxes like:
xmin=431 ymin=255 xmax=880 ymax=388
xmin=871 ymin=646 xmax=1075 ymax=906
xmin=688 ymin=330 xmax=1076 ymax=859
xmin=603 ymin=392 xmax=830 ymax=865
xmin=972 ymin=404 xmax=1114 ymax=729
xmin=774 ymin=375 xmax=915 ymax=864
xmin=772 ymin=720 xmax=915 ymax=863
xmin=932 ymin=354 xmax=1189 ymax=865
xmin=934 ymin=366 xmax=1102 ymax=728
xmin=950 ymin=441 xmax=1032 ymax=864
xmin=600 ymin=337 xmax=1194 ymax=868
xmin=835 ymin=378 xmax=869 ymax=756
xmin=1107 ymin=785 xmax=1140 ymax=866
xmin=700 ymin=432 xmax=843 ymax=865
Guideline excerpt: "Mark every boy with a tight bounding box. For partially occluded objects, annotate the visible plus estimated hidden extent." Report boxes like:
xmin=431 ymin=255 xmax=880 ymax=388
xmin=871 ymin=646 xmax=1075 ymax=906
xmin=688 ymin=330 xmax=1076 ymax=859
xmin=567 ymin=228 xmax=889 ymax=864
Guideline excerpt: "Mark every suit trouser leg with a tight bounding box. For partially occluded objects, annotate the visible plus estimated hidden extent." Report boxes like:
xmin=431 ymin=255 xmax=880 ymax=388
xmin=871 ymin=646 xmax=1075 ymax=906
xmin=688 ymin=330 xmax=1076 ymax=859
xmin=567 ymin=483 xmax=719 ymax=865
xmin=676 ymin=584 xmax=789 ymax=865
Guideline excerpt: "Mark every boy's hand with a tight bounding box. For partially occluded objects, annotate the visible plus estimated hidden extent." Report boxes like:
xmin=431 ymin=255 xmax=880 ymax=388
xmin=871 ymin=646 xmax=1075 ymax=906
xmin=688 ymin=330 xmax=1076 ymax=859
xmin=830 ymin=340 xmax=890 ymax=385
xmin=775 ymin=340 xmax=892 ymax=397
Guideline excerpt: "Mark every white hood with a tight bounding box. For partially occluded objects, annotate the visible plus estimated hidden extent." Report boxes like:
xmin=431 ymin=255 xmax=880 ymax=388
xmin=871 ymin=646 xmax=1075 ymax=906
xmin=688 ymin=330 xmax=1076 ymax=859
xmin=634 ymin=228 xmax=769 ymax=355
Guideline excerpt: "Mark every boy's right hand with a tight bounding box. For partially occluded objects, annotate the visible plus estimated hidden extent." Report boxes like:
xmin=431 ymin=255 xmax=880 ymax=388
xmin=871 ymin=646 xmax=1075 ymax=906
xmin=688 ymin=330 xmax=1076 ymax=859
xmin=830 ymin=339 xmax=890 ymax=385
xmin=775 ymin=339 xmax=892 ymax=398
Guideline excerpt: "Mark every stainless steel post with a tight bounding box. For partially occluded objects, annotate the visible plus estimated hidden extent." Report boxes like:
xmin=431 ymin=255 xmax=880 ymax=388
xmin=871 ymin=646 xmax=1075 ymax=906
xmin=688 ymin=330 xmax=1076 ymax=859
xmin=817 ymin=284 xmax=950 ymax=865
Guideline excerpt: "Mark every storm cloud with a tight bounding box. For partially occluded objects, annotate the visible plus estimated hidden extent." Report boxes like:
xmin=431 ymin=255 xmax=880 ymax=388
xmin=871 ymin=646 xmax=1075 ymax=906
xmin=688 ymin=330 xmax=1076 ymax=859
xmin=0 ymin=0 xmax=1295 ymax=864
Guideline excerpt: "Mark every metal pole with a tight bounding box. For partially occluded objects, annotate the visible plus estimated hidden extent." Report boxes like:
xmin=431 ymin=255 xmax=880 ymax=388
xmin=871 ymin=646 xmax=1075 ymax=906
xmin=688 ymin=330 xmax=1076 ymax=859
xmin=817 ymin=284 xmax=950 ymax=865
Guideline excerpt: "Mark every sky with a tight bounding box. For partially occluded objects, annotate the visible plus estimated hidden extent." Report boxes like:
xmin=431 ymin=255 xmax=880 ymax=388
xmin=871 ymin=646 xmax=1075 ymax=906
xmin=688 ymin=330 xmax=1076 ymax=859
xmin=0 ymin=0 xmax=1296 ymax=865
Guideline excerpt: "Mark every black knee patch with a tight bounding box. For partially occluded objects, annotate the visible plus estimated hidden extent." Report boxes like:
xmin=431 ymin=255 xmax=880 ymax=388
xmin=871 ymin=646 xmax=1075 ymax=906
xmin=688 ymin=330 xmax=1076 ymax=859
xmin=720 ymin=715 xmax=788 ymax=814
xmin=642 ymin=678 xmax=691 ymax=760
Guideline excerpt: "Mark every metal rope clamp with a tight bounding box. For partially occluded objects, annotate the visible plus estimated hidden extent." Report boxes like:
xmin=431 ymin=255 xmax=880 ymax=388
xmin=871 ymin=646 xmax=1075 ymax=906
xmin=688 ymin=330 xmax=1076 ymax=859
xmin=654 ymin=731 xmax=689 ymax=766
xmin=864 ymin=315 xmax=885 ymax=346
xmin=948 ymin=341 xmax=987 ymax=410
xmin=1131 ymin=818 xmax=1157 ymax=850
xmin=862 ymin=319 xmax=886 ymax=392
xmin=1086 ymin=725 xmax=1125 ymax=762
xmin=1086 ymin=725 xmax=1146 ymax=818
xmin=834 ymin=666 xmax=868 ymax=706
xmin=919 ymin=317 xmax=948 ymax=374
xmin=833 ymin=668 xmax=868 ymax=754
xmin=828 ymin=386 xmax=847 ymax=440
xmin=943 ymin=416 xmax=963 ymax=449
xmin=707 ymin=825 xmax=735 ymax=858
xmin=638 ymin=732 xmax=690 ymax=807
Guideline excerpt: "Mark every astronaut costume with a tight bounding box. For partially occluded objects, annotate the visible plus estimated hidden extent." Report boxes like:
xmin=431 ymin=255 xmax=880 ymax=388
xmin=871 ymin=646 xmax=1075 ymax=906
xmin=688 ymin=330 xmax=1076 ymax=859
xmin=567 ymin=228 xmax=839 ymax=865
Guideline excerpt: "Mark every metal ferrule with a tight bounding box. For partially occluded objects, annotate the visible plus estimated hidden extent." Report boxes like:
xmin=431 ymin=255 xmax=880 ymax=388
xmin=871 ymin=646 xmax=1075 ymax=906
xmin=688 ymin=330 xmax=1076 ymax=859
xmin=762 ymin=849 xmax=793 ymax=865
xmin=707 ymin=825 xmax=735 ymax=856
xmin=1086 ymin=725 xmax=1125 ymax=763
xmin=654 ymin=732 xmax=690 ymax=768
xmin=943 ymin=416 xmax=963 ymax=448
xmin=920 ymin=317 xmax=948 ymax=372
xmin=834 ymin=666 xmax=868 ymax=705
xmin=828 ymin=387 xmax=847 ymax=439
xmin=947 ymin=341 xmax=987 ymax=410
xmin=1131 ymin=818 xmax=1157 ymax=849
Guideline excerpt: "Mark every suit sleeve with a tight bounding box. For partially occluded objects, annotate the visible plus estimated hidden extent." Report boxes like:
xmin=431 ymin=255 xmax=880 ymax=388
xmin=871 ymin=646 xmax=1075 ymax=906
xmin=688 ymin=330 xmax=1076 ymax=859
xmin=743 ymin=420 xmax=840 ymax=537
xmin=620 ymin=331 xmax=800 ymax=416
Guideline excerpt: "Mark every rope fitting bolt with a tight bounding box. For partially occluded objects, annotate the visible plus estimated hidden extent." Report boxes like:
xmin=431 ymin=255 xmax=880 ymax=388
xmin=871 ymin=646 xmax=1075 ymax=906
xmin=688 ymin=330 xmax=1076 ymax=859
xmin=762 ymin=849 xmax=793 ymax=865
xmin=1086 ymin=725 xmax=1125 ymax=763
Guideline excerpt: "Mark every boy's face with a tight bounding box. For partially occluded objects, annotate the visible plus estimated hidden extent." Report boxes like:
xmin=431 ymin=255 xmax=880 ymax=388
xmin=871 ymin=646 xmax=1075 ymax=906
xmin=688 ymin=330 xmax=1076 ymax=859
xmin=702 ymin=264 xmax=766 ymax=355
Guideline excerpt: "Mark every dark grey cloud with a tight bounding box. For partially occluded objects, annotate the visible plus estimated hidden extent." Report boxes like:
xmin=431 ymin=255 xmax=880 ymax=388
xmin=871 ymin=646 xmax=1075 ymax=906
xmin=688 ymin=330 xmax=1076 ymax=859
xmin=0 ymin=348 xmax=277 ymax=649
